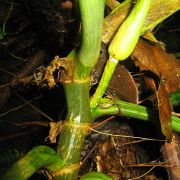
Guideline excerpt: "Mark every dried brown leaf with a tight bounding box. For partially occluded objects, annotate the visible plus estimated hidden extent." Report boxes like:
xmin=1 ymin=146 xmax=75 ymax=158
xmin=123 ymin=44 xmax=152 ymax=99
xmin=131 ymin=39 xmax=160 ymax=76
xmin=162 ymin=132 xmax=180 ymax=179
xmin=48 ymin=122 xmax=63 ymax=143
xmin=158 ymin=80 xmax=172 ymax=140
xmin=152 ymin=46 xmax=180 ymax=94
xmin=108 ymin=65 xmax=139 ymax=103
xmin=132 ymin=39 xmax=180 ymax=94
xmin=131 ymin=39 xmax=180 ymax=139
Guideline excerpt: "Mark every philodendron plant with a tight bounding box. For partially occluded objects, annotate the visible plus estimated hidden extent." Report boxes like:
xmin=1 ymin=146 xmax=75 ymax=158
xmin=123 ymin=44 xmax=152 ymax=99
xmin=1 ymin=0 xmax=180 ymax=180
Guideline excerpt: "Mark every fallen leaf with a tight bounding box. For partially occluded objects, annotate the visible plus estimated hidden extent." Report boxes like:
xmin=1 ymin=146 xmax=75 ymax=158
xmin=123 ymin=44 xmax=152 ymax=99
xmin=131 ymin=39 xmax=160 ymax=76
xmin=162 ymin=132 xmax=180 ymax=179
xmin=108 ymin=64 xmax=139 ymax=104
xmin=131 ymin=38 xmax=180 ymax=139
xmin=158 ymin=80 xmax=172 ymax=140
xmin=152 ymin=46 xmax=180 ymax=94
xmin=131 ymin=39 xmax=180 ymax=94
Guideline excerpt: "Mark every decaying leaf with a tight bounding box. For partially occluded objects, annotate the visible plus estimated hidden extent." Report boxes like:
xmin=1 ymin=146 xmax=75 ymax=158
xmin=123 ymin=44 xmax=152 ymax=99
xmin=108 ymin=64 xmax=139 ymax=104
xmin=92 ymin=44 xmax=138 ymax=103
xmin=44 ymin=56 xmax=75 ymax=88
xmin=48 ymin=121 xmax=64 ymax=143
xmin=158 ymin=80 xmax=172 ymax=140
xmin=162 ymin=132 xmax=180 ymax=179
xmin=131 ymin=39 xmax=160 ymax=76
xmin=131 ymin=38 xmax=180 ymax=139
xmin=152 ymin=46 xmax=180 ymax=94
xmin=131 ymin=39 xmax=180 ymax=94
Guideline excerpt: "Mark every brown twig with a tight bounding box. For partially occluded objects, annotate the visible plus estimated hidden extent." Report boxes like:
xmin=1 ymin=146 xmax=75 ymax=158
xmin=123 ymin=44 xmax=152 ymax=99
xmin=7 ymin=120 xmax=49 ymax=127
xmin=0 ymin=50 xmax=46 ymax=109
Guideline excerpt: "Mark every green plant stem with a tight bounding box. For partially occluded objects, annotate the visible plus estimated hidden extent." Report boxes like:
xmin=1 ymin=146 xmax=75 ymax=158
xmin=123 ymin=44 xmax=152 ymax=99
xmin=0 ymin=146 xmax=65 ymax=180
xmin=55 ymin=81 xmax=92 ymax=180
xmin=91 ymin=98 xmax=180 ymax=133
xmin=75 ymin=0 xmax=106 ymax=79
xmin=54 ymin=1 xmax=106 ymax=179
xmin=90 ymin=56 xmax=118 ymax=109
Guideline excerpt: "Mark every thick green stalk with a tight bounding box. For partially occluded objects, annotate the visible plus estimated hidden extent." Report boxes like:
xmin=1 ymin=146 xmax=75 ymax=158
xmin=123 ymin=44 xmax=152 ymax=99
xmin=0 ymin=146 xmax=65 ymax=180
xmin=92 ymin=98 xmax=180 ymax=133
xmin=55 ymin=81 xmax=91 ymax=180
xmin=55 ymin=1 xmax=106 ymax=179
xmin=75 ymin=0 xmax=106 ymax=79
